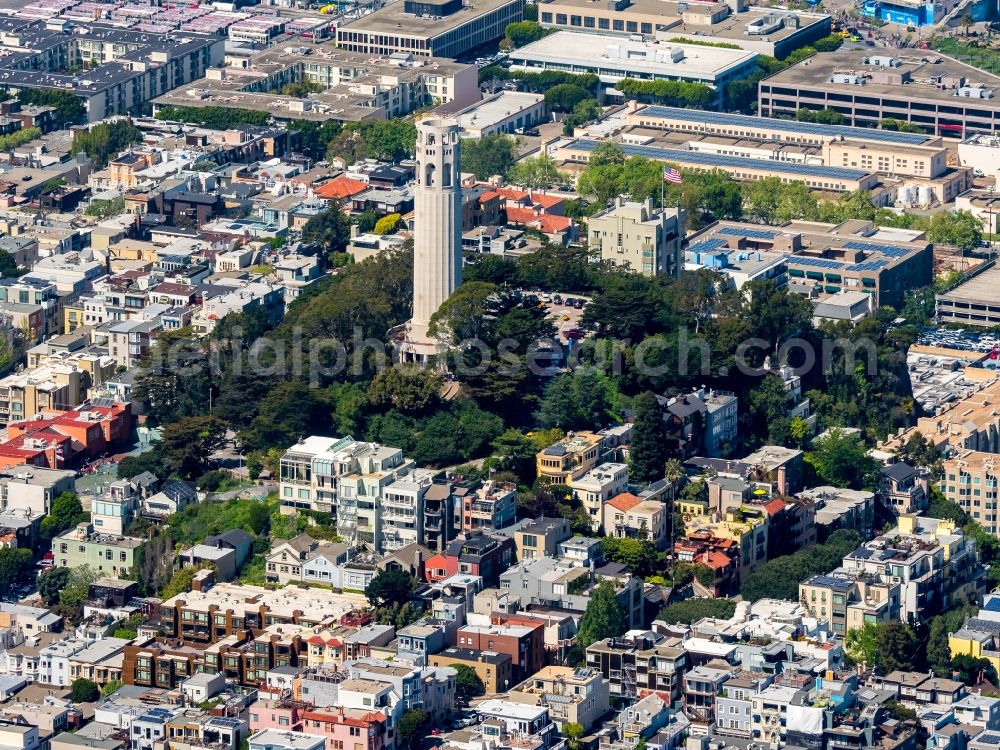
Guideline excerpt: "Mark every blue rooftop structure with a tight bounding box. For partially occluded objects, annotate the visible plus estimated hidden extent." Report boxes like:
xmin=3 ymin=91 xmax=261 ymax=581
xmin=637 ymin=106 xmax=932 ymax=146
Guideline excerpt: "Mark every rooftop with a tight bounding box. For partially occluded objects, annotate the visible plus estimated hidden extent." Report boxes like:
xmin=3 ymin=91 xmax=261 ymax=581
xmin=511 ymin=32 xmax=756 ymax=82
xmin=763 ymin=49 xmax=1000 ymax=106
xmin=342 ymin=0 xmax=520 ymax=37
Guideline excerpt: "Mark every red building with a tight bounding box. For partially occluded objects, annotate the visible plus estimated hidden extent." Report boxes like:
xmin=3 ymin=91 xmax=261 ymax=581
xmin=423 ymin=532 xmax=515 ymax=587
xmin=455 ymin=619 xmax=545 ymax=681
xmin=0 ymin=401 xmax=132 ymax=469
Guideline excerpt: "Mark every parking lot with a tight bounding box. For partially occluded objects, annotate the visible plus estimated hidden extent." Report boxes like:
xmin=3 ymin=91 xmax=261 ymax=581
xmin=541 ymin=294 xmax=589 ymax=345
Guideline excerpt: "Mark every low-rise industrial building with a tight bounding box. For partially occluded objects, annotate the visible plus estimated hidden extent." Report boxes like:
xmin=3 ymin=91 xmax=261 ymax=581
xmin=685 ymin=220 xmax=931 ymax=309
xmin=336 ymin=0 xmax=523 ymax=59
xmin=556 ymin=139 xmax=878 ymax=193
xmin=759 ymin=51 xmax=1000 ymax=137
xmin=537 ymin=0 xmax=830 ymax=58
xmin=510 ymin=33 xmax=758 ymax=102
xmin=937 ymin=264 xmax=1000 ymax=328
xmin=446 ymin=92 xmax=547 ymax=138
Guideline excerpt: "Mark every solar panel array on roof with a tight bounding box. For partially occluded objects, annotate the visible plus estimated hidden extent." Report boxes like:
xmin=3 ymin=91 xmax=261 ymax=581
xmin=718 ymin=226 xmax=777 ymax=240
xmin=638 ymin=106 xmax=932 ymax=146
xmin=847 ymin=260 xmax=888 ymax=272
xmin=571 ymin=140 xmax=872 ymax=181
xmin=843 ymin=240 xmax=911 ymax=258
xmin=789 ymin=257 xmax=845 ymax=270
xmin=688 ymin=238 xmax=727 ymax=253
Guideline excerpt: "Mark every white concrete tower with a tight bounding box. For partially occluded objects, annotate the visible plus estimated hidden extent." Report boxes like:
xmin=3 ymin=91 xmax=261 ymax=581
xmin=406 ymin=117 xmax=462 ymax=357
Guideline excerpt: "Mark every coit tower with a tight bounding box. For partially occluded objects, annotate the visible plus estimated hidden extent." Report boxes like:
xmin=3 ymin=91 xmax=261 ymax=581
xmin=406 ymin=117 xmax=462 ymax=356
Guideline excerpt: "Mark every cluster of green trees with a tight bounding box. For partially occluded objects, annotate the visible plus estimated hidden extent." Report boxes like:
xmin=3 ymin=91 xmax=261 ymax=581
xmin=325 ymin=119 xmax=417 ymax=164
xmin=461 ymin=135 xmax=570 ymax=186
xmin=479 ymin=66 xmax=599 ymax=96
xmin=847 ymin=606 xmax=995 ymax=685
xmin=573 ymin=144 xmax=985 ymax=252
xmin=724 ymin=46 xmax=817 ymax=113
xmin=0 ymin=127 xmax=40 ymax=152
xmin=85 ymin=196 xmax=126 ymax=219
xmin=279 ymin=80 xmax=325 ymax=98
xmin=795 ymin=108 xmax=845 ymax=124
xmin=502 ymin=21 xmax=551 ymax=48
xmin=615 ymin=78 xmax=715 ymax=107
xmin=71 ymin=120 xmax=144 ymax=168
xmin=740 ymin=530 xmax=863 ymax=602
xmin=14 ymin=88 xmax=85 ymax=127
xmin=461 ymin=133 xmax=520 ymax=180
xmin=154 ymin=105 xmax=270 ymax=129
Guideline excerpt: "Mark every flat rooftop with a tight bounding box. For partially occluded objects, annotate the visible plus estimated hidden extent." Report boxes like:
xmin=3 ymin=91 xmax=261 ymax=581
xmin=939 ymin=265 xmax=1000 ymax=306
xmin=763 ymin=50 xmax=1000 ymax=106
xmin=342 ymin=0 xmax=519 ymax=36
xmin=566 ymin=139 xmax=872 ymax=181
xmin=633 ymin=104 xmax=936 ymax=145
xmin=451 ymin=91 xmax=544 ymax=129
xmin=511 ymin=32 xmax=755 ymax=82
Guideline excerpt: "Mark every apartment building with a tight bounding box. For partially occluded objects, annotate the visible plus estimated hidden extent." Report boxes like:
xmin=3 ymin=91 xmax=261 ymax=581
xmin=943 ymin=450 xmax=1000 ymax=536
xmin=278 ymin=435 xmax=413 ymax=521
xmin=799 ymin=574 xmax=900 ymax=635
xmin=602 ymin=493 xmax=668 ymax=548
xmin=511 ymin=517 xmax=572 ymax=561
xmin=0 ymin=364 xmax=82 ymax=426
xmin=0 ymin=467 xmax=76 ymax=516
xmin=880 ymin=462 xmax=928 ymax=515
xmin=586 ymin=630 xmax=688 ymax=703
xmin=425 ymin=533 xmax=516 ymax=587
xmin=535 ymin=426 xmax=632 ymax=486
xmin=460 ymin=480 xmax=517 ymax=534
xmin=158 ymin=583 xmax=367 ymax=645
xmin=588 ymin=198 xmax=684 ymax=277
xmin=683 ymin=507 xmax=770 ymax=583
xmin=156 ymin=42 xmax=478 ymax=123
xmin=429 ymin=648 xmax=513 ymax=694
xmin=499 ymin=540 xmax=644 ymax=629
xmin=661 ymin=388 xmax=739 ymax=458
xmin=508 ymin=666 xmax=609 ymax=731
xmin=884 ymin=378 xmax=1000 ymax=456
xmin=456 ymin=621 xmax=545 ymax=682
xmin=337 ymin=0 xmax=523 ymax=59
xmin=51 ymin=523 xmax=145 ymax=578
xmin=834 ymin=515 xmax=983 ymax=625
xmin=570 ymin=463 xmax=629 ymax=531
xmin=381 ymin=469 xmax=438 ymax=553
xmin=759 ymin=51 xmax=1000 ymax=137
xmin=683 ymin=665 xmax=732 ymax=729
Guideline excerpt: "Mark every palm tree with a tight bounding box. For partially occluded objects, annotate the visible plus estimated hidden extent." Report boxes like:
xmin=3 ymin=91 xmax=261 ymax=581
xmin=664 ymin=458 xmax=685 ymax=500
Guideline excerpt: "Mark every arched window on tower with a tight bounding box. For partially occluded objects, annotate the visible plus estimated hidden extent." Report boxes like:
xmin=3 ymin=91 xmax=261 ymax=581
xmin=442 ymin=163 xmax=452 ymax=187
xmin=425 ymin=163 xmax=436 ymax=186
xmin=427 ymin=133 xmax=436 ymax=146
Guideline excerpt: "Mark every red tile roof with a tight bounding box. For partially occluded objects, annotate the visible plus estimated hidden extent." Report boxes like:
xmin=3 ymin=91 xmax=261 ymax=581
xmin=315 ymin=175 xmax=368 ymax=200
xmin=494 ymin=187 xmax=564 ymax=210
xmin=607 ymin=492 xmax=643 ymax=512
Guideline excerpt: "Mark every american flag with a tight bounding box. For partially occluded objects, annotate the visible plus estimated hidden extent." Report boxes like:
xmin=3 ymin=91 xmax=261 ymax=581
xmin=662 ymin=166 xmax=683 ymax=185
